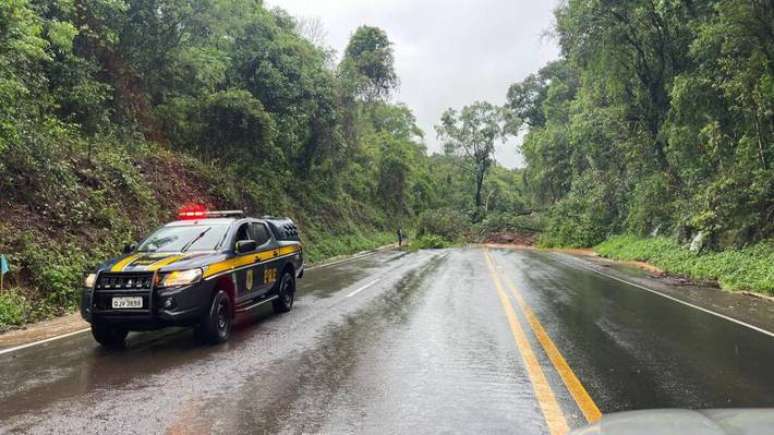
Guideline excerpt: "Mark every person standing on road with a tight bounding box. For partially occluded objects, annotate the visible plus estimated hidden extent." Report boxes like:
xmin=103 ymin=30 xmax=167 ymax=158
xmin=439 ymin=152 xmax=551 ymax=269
xmin=397 ymin=228 xmax=404 ymax=247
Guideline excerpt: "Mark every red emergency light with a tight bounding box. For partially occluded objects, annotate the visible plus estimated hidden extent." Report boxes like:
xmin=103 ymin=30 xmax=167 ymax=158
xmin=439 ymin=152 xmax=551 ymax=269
xmin=177 ymin=203 xmax=244 ymax=220
xmin=177 ymin=203 xmax=209 ymax=220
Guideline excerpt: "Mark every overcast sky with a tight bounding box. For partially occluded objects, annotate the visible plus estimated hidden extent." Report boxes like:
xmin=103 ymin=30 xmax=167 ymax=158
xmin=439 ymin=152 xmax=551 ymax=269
xmin=265 ymin=0 xmax=561 ymax=168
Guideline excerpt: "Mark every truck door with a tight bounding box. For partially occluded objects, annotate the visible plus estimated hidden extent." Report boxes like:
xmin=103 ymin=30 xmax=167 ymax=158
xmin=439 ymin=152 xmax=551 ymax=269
xmin=232 ymin=222 xmax=258 ymax=303
xmin=250 ymin=222 xmax=277 ymax=296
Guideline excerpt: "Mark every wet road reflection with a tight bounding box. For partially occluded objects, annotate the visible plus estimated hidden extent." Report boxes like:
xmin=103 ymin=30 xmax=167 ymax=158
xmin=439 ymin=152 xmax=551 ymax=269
xmin=1 ymin=247 xmax=773 ymax=434
xmin=498 ymin=250 xmax=774 ymax=412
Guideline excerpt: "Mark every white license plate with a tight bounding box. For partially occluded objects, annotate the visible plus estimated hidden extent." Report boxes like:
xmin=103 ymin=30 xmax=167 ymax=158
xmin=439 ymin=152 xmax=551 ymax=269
xmin=112 ymin=296 xmax=143 ymax=309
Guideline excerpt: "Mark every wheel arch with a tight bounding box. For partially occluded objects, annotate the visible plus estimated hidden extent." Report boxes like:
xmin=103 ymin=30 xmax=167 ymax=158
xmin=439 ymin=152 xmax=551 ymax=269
xmin=281 ymin=262 xmax=295 ymax=278
xmin=214 ymin=275 xmax=236 ymax=314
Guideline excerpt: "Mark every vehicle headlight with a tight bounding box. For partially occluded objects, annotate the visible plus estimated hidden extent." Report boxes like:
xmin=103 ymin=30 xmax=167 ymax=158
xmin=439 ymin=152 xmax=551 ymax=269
xmin=160 ymin=269 xmax=202 ymax=288
xmin=84 ymin=273 xmax=97 ymax=289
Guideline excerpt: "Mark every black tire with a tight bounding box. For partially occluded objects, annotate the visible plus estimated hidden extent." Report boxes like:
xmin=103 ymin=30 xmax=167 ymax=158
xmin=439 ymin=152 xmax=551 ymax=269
xmin=272 ymin=270 xmax=295 ymax=314
xmin=196 ymin=290 xmax=232 ymax=345
xmin=91 ymin=322 xmax=128 ymax=348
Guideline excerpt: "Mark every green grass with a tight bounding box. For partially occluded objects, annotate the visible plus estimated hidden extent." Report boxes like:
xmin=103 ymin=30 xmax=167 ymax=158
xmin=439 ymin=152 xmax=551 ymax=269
xmin=595 ymin=235 xmax=774 ymax=295
xmin=304 ymin=231 xmax=395 ymax=264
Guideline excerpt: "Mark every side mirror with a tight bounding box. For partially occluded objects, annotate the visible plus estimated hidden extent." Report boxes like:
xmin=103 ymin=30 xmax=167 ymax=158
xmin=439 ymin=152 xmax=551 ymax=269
xmin=123 ymin=242 xmax=138 ymax=254
xmin=235 ymin=240 xmax=257 ymax=254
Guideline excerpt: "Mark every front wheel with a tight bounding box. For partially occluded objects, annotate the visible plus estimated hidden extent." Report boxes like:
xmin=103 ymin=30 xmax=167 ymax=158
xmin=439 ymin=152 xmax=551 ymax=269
xmin=91 ymin=322 xmax=128 ymax=348
xmin=195 ymin=290 xmax=232 ymax=345
xmin=272 ymin=270 xmax=295 ymax=314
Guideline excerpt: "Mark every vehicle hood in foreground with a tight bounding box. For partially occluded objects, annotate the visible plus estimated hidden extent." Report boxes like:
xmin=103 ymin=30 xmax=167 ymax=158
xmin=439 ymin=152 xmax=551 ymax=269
xmin=572 ymin=409 xmax=774 ymax=435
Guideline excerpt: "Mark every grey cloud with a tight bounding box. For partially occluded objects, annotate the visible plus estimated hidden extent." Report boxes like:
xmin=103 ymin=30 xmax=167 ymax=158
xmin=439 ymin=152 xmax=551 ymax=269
xmin=267 ymin=0 xmax=561 ymax=168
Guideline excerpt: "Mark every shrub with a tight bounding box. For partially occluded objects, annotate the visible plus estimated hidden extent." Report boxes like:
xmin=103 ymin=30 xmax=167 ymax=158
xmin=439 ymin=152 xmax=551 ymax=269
xmin=416 ymin=208 xmax=468 ymax=241
xmin=410 ymin=234 xmax=452 ymax=250
xmin=0 ymin=290 xmax=31 ymax=329
xmin=17 ymin=238 xmax=89 ymax=311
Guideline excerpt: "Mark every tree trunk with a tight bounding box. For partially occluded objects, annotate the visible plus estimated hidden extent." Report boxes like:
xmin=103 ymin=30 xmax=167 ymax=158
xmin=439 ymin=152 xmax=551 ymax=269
xmin=475 ymin=165 xmax=484 ymax=209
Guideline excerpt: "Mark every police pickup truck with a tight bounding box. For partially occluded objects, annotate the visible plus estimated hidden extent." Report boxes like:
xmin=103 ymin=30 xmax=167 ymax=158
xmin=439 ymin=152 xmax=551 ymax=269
xmin=80 ymin=206 xmax=303 ymax=347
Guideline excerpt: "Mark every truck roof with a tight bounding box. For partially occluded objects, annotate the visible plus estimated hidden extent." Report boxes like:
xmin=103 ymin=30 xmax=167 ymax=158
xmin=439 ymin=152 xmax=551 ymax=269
xmin=165 ymin=218 xmax=238 ymax=227
xmin=164 ymin=215 xmax=299 ymax=241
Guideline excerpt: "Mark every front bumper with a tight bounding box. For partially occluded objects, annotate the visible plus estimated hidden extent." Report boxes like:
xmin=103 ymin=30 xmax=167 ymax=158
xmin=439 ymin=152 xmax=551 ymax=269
xmin=80 ymin=278 xmax=214 ymax=330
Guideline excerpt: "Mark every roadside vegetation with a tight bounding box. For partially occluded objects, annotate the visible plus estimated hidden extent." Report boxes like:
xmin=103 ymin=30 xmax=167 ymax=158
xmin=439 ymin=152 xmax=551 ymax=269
xmin=596 ymin=236 xmax=774 ymax=295
xmin=508 ymin=0 xmax=773 ymax=253
xmin=514 ymin=0 xmax=773 ymax=294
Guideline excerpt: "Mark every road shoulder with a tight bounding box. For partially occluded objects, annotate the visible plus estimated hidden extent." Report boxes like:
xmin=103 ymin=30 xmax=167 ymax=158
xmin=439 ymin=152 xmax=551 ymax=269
xmin=485 ymin=244 xmax=774 ymax=337
xmin=0 ymin=313 xmax=88 ymax=351
xmin=551 ymin=249 xmax=774 ymax=337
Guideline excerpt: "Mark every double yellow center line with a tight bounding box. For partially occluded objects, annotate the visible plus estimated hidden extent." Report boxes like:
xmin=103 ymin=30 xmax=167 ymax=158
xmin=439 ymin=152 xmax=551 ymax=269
xmin=483 ymin=249 xmax=601 ymax=434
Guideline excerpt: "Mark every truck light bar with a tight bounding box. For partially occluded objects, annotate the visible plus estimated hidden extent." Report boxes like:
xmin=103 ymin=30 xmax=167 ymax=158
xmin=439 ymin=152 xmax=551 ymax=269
xmin=177 ymin=204 xmax=243 ymax=220
xmin=202 ymin=210 xmax=244 ymax=218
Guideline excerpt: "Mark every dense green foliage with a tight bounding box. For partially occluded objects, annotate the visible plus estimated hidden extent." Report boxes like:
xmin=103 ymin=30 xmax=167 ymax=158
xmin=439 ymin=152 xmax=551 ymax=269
xmin=596 ymin=235 xmax=774 ymax=294
xmin=505 ymin=0 xmax=773 ymax=249
xmin=339 ymin=26 xmax=399 ymax=102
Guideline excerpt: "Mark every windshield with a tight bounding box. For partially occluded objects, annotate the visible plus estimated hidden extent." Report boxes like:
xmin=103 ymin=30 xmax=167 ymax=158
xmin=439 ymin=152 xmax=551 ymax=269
xmin=137 ymin=224 xmax=230 ymax=253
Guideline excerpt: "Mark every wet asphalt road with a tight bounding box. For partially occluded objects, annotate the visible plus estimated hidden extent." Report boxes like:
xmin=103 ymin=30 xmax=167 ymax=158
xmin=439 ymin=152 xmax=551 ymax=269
xmin=1 ymin=247 xmax=774 ymax=434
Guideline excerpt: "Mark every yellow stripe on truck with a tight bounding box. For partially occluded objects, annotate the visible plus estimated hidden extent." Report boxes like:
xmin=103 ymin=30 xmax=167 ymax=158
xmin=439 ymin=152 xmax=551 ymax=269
xmin=204 ymin=255 xmax=255 ymax=278
xmin=203 ymin=244 xmax=301 ymax=279
xmin=146 ymin=255 xmax=185 ymax=271
xmin=278 ymin=245 xmax=301 ymax=256
xmin=111 ymin=254 xmax=141 ymax=272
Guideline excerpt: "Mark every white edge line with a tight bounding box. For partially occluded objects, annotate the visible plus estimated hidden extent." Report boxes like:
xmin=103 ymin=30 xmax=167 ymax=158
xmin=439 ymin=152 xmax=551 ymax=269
xmin=558 ymin=254 xmax=774 ymax=339
xmin=307 ymin=250 xmax=380 ymax=271
xmin=346 ymin=279 xmax=380 ymax=298
xmin=0 ymin=327 xmax=91 ymax=356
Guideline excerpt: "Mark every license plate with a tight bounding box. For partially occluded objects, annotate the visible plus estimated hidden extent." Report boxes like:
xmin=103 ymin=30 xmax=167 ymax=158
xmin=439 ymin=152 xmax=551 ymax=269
xmin=112 ymin=296 xmax=143 ymax=309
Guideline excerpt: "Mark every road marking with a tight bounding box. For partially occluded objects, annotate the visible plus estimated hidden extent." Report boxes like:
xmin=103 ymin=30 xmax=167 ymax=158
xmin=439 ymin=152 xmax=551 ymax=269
xmin=346 ymin=279 xmax=380 ymax=298
xmin=308 ymin=252 xmax=374 ymax=270
xmin=0 ymin=328 xmax=91 ymax=356
xmin=308 ymin=247 xmax=392 ymax=271
xmin=493 ymin=257 xmax=602 ymax=423
xmin=557 ymin=254 xmax=774 ymax=339
xmin=484 ymin=251 xmax=569 ymax=435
